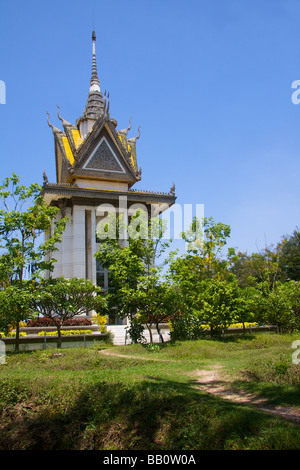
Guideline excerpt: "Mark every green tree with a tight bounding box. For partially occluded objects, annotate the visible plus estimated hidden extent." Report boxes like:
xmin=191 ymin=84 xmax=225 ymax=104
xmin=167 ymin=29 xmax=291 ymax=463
xmin=180 ymin=216 xmax=232 ymax=279
xmin=95 ymin=211 xmax=178 ymax=342
xmin=197 ymin=279 xmax=239 ymax=336
xmin=228 ymin=250 xmax=260 ymax=288
xmin=234 ymin=286 xmax=260 ymax=330
xmin=168 ymin=217 xmax=234 ymax=316
xmin=278 ymin=229 xmax=300 ymax=281
xmin=0 ymin=174 xmax=68 ymax=349
xmin=169 ymin=278 xmax=240 ymax=339
xmin=168 ymin=310 xmax=205 ymax=341
xmin=128 ymin=276 xmax=179 ymax=343
xmin=263 ymin=281 xmax=300 ymax=332
xmin=285 ymin=281 xmax=300 ymax=330
xmin=229 ymin=246 xmax=281 ymax=293
xmin=29 ymin=277 xmax=107 ymax=348
xmin=95 ymin=212 xmax=170 ymax=309
xmin=0 ymin=284 xmax=33 ymax=337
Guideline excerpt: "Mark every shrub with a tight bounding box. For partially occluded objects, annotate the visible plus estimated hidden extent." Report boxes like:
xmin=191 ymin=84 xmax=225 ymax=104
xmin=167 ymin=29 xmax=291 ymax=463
xmin=145 ymin=343 xmax=160 ymax=352
xmin=92 ymin=313 xmax=108 ymax=333
xmin=27 ymin=317 xmax=93 ymax=327
xmin=170 ymin=315 xmax=260 ymax=341
xmin=64 ymin=318 xmax=93 ymax=326
xmin=126 ymin=318 xmax=146 ymax=344
xmin=169 ymin=311 xmax=207 ymax=341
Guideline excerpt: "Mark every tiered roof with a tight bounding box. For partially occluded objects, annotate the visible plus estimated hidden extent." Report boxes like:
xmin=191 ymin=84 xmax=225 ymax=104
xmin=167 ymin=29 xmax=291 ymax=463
xmin=44 ymin=31 xmax=176 ymax=208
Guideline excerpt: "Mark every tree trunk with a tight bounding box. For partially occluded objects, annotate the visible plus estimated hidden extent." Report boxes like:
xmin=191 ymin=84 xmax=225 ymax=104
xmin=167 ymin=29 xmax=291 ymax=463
xmin=57 ymin=325 xmax=62 ymax=348
xmin=15 ymin=321 xmax=20 ymax=352
xmin=146 ymin=324 xmax=153 ymax=343
xmin=156 ymin=322 xmax=164 ymax=343
xmin=15 ymin=267 xmax=23 ymax=352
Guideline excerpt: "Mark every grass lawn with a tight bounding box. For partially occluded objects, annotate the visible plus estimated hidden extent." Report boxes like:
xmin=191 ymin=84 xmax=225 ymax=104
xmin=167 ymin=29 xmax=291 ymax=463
xmin=0 ymin=332 xmax=300 ymax=450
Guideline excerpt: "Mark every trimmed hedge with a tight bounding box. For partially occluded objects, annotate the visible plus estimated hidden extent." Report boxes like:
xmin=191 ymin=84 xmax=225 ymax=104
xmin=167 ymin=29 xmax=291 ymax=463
xmin=27 ymin=317 xmax=93 ymax=327
xmin=37 ymin=329 xmax=95 ymax=336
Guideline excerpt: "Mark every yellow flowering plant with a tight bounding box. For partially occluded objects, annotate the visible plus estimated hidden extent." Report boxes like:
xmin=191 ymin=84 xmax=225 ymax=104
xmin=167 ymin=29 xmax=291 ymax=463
xmin=92 ymin=313 xmax=108 ymax=333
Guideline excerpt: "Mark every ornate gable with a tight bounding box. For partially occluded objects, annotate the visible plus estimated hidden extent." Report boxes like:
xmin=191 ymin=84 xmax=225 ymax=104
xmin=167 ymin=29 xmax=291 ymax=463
xmin=83 ymin=137 xmax=125 ymax=172
xmin=68 ymin=116 xmax=139 ymax=186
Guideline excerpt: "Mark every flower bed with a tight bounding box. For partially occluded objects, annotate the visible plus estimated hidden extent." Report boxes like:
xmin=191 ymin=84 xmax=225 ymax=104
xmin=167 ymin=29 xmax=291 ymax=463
xmin=1 ymin=331 xmax=109 ymax=351
xmin=199 ymin=322 xmax=259 ymax=330
xmin=37 ymin=329 xmax=95 ymax=336
xmin=0 ymin=331 xmax=27 ymax=337
xmin=26 ymin=317 xmax=93 ymax=327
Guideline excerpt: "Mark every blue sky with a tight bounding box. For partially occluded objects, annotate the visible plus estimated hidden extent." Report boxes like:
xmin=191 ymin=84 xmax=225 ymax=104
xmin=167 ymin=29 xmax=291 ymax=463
xmin=0 ymin=0 xmax=300 ymax=256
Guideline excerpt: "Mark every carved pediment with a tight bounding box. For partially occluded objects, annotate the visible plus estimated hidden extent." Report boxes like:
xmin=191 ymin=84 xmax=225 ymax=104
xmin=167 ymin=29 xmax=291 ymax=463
xmin=83 ymin=137 xmax=125 ymax=173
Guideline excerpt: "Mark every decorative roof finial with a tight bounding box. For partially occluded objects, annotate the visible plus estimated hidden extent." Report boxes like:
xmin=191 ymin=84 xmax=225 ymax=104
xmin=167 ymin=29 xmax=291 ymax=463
xmin=90 ymin=30 xmax=100 ymax=93
xmin=46 ymin=111 xmax=52 ymax=128
xmin=43 ymin=170 xmax=48 ymax=185
xmin=79 ymin=30 xmax=105 ymax=122
xmin=57 ymin=105 xmax=71 ymax=127
xmin=46 ymin=111 xmax=62 ymax=134
xmin=170 ymin=182 xmax=175 ymax=196
xmin=128 ymin=125 xmax=141 ymax=144
xmin=118 ymin=116 xmax=132 ymax=136
xmin=106 ymin=91 xmax=110 ymax=117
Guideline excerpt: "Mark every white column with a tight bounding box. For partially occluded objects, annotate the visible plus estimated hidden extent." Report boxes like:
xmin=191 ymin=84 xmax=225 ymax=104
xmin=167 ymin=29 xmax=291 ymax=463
xmin=91 ymin=207 xmax=97 ymax=284
xmin=61 ymin=207 xmax=73 ymax=278
xmin=51 ymin=208 xmax=73 ymax=279
xmin=72 ymin=205 xmax=86 ymax=278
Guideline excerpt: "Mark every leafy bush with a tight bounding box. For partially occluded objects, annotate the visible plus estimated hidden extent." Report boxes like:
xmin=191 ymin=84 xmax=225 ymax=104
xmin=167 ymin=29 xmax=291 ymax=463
xmin=125 ymin=318 xmax=146 ymax=344
xmin=274 ymin=360 xmax=290 ymax=378
xmin=91 ymin=313 xmax=108 ymax=333
xmin=145 ymin=343 xmax=160 ymax=352
xmin=63 ymin=318 xmax=93 ymax=326
xmin=169 ymin=311 xmax=207 ymax=341
xmin=256 ymin=281 xmax=300 ymax=332
xmin=170 ymin=314 xmax=260 ymax=341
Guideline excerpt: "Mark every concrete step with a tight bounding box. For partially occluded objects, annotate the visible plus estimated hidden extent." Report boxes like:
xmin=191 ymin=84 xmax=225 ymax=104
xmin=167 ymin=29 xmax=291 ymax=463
xmin=107 ymin=325 xmax=170 ymax=345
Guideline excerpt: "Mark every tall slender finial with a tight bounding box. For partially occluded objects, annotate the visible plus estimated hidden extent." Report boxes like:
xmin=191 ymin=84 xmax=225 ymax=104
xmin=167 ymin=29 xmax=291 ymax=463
xmin=90 ymin=30 xmax=100 ymax=93
xmin=78 ymin=30 xmax=106 ymax=124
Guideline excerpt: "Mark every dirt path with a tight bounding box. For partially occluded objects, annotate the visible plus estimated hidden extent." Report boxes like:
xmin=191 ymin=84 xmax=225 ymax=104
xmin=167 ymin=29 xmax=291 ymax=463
xmin=195 ymin=365 xmax=300 ymax=424
xmin=99 ymin=349 xmax=300 ymax=424
xmin=98 ymin=348 xmax=171 ymax=362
